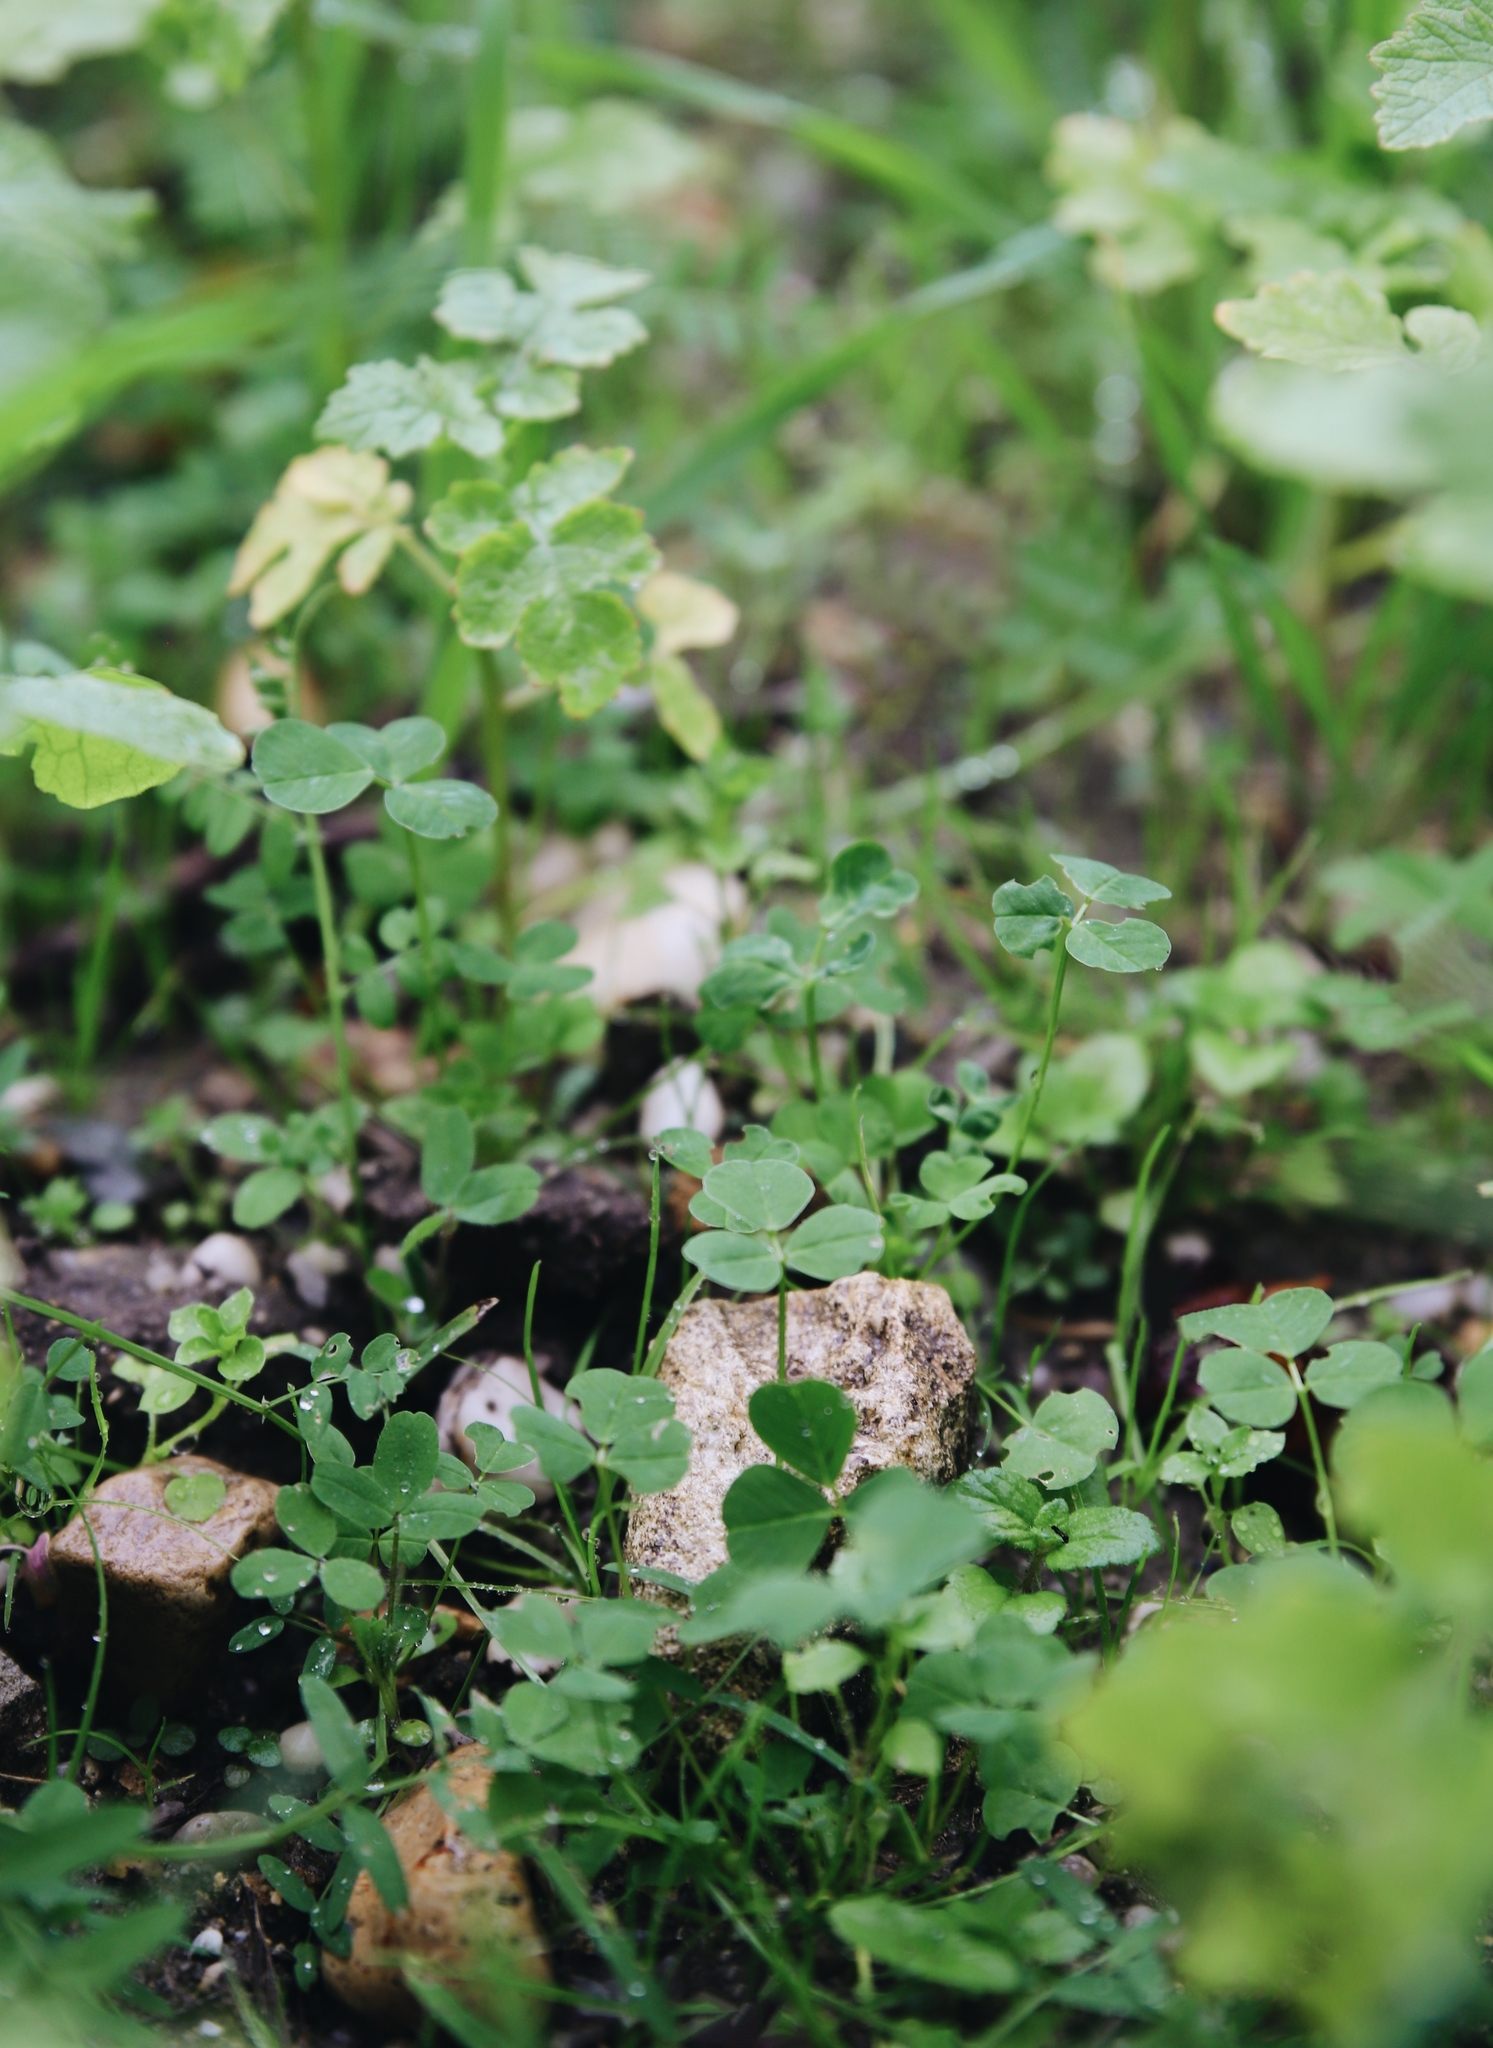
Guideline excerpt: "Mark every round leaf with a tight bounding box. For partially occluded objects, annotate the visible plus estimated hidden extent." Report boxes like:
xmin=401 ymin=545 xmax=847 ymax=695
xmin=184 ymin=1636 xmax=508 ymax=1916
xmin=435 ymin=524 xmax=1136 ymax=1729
xmin=682 ymin=1231 xmax=785 ymax=1293
xmin=318 ymin=1558 xmax=388 ymax=1610
xmin=384 ymin=779 xmax=498 ymax=841
xmin=749 ymin=1379 xmax=858 ymax=1487
xmin=1002 ymin=1389 xmax=1118 ymax=1489
xmin=230 ymin=1548 xmax=317 ymax=1601
xmin=723 ymin=1465 xmax=833 ymax=1573
xmin=164 ymin=1471 xmax=226 ymax=1523
xmin=1198 ymin=1348 xmax=1297 ymax=1429
xmin=1064 ymin=917 xmax=1171 ymax=973
xmin=784 ymin=1205 xmax=884 ymax=1282
xmin=252 ymin=719 xmax=375 ymax=814
xmin=697 ymin=1158 xmax=813 ymax=1234
xmin=1305 ymin=1340 xmax=1403 ymax=1411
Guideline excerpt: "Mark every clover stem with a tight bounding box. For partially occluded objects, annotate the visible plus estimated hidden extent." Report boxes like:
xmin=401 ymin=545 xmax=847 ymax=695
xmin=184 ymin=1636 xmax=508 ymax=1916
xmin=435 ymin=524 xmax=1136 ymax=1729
xmin=632 ymin=1154 xmax=663 ymax=1377
xmin=1289 ymin=1362 xmax=1339 ymax=1558
xmin=1008 ymin=938 xmax=1069 ymax=1176
xmin=777 ymin=1270 xmax=789 ymax=1383
xmin=803 ymin=983 xmax=827 ymax=1099
xmin=304 ymin=816 xmax=361 ymax=1214
xmin=479 ymin=652 xmax=517 ymax=955
xmin=404 ymin=829 xmax=444 ymax=1057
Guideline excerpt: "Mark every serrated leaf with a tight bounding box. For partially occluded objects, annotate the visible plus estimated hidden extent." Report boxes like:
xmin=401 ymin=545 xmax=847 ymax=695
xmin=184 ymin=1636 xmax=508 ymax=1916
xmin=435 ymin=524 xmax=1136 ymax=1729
xmin=1064 ymin=917 xmax=1171 ymax=973
xmin=1216 ymin=272 xmax=1409 ymax=372
xmin=649 ymin=651 xmax=722 ymax=761
xmin=0 ymin=668 xmax=243 ymax=810
xmin=1051 ymin=1504 xmax=1159 ymax=1571
xmin=518 ymin=588 xmax=642 ymax=716
xmin=512 ymin=446 xmax=632 ymax=534
xmin=316 ymin=356 xmax=503 ymax=459
xmin=1372 ymin=0 xmax=1493 ymax=149
xmin=425 ymin=481 xmax=510 ymax=556
xmin=229 ymin=447 xmax=411 ymax=629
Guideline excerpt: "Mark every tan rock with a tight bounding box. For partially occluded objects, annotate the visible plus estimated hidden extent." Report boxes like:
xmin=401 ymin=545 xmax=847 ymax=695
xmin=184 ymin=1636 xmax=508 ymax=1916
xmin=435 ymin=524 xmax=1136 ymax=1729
xmin=626 ymin=1274 xmax=978 ymax=1586
xmin=323 ymin=1747 xmax=547 ymax=2027
xmin=48 ymin=1455 xmax=279 ymax=1699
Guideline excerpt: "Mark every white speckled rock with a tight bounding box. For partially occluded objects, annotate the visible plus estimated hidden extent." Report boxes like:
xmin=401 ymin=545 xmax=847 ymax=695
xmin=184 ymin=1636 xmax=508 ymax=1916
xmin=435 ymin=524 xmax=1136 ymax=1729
xmin=436 ymin=1356 xmax=578 ymax=1504
xmin=626 ymin=1274 xmax=978 ymax=1587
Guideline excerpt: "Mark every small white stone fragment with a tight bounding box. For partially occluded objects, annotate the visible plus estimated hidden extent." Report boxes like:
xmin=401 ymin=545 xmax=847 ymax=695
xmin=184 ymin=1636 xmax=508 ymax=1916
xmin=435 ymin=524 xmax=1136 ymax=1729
xmin=277 ymin=1719 xmax=326 ymax=1775
xmin=436 ymin=1356 xmax=579 ymax=1504
xmin=570 ymin=862 xmax=743 ymax=1012
xmin=638 ymin=1060 xmax=725 ymax=1147
xmin=183 ymin=1232 xmax=262 ymax=1292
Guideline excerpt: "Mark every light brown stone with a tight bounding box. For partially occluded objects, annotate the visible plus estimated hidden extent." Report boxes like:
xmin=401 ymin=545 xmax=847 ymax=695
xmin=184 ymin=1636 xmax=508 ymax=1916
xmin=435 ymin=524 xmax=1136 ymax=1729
xmin=322 ymin=1747 xmax=547 ymax=2026
xmin=48 ymin=1454 xmax=279 ymax=1699
xmin=626 ymin=1274 xmax=978 ymax=1586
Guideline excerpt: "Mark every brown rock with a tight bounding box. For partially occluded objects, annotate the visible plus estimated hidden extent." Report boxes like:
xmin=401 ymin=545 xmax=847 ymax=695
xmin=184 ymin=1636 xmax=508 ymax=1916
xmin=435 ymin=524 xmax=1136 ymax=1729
xmin=323 ymin=1748 xmax=547 ymax=2027
xmin=626 ymin=1274 xmax=978 ymax=1586
xmin=48 ymin=1455 xmax=279 ymax=1699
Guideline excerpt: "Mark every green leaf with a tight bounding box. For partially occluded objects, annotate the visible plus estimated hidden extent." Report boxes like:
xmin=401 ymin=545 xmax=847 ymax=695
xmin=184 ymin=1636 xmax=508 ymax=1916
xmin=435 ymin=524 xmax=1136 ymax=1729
xmin=991 ymin=876 xmax=1074 ymax=957
xmin=164 ymin=1471 xmax=226 ymax=1522
xmin=339 ymin=1802 xmax=408 ymax=1913
xmin=1053 ymin=854 xmax=1171 ymax=907
xmin=384 ymin=778 xmax=497 ymax=840
xmin=695 ymin=1158 xmax=814 ymax=1234
xmin=749 ymin=1379 xmax=858 ymax=1486
xmin=512 ymin=445 xmax=633 ymax=533
xmin=1232 ymin=1500 xmax=1288 ymax=1557
xmin=723 ymin=1465 xmax=833 ymax=1572
xmin=0 ymin=668 xmax=243 ymax=810
xmin=1305 ymin=1341 xmax=1403 ymax=1411
xmin=276 ymin=1483 xmax=339 ymax=1557
xmin=318 ymin=1558 xmax=387 ymax=1610
xmin=299 ymin=1675 xmax=369 ymax=1790
xmin=425 ymin=480 xmax=511 ymax=556
xmin=820 ymin=840 xmax=919 ymax=924
xmin=653 ymin=1127 xmax=714 ymax=1178
xmin=828 ymin=1895 xmax=1019 ymax=1994
xmin=435 ymin=249 xmax=648 ymax=368
xmin=0 ymin=0 xmax=160 ymax=83
xmin=252 ymin=719 xmax=374 ymax=815
xmin=309 ymin=1461 xmax=394 ymax=1531
xmin=517 ymin=590 xmax=643 ymax=717
xmin=1003 ymin=1389 xmax=1119 ymax=1489
xmin=1179 ymin=1287 xmax=1335 ymax=1360
xmin=1064 ymin=917 xmax=1171 ymax=973
xmin=1199 ymin=1348 xmax=1297 ymax=1428
xmin=682 ymin=1230 xmax=785 ymax=1292
xmin=449 ymin=1161 xmax=541 ymax=1227
xmin=316 ymin=356 xmax=503 ymax=459
xmin=604 ymin=1417 xmax=691 ymax=1493
xmin=230 ymin=1548 xmax=317 ymax=1600
xmin=232 ymin=1166 xmax=302 ymax=1229
xmin=783 ymin=1640 xmax=867 ymax=1693
xmin=1052 ymin=1505 xmax=1159 ymax=1571
xmin=649 ymin=651 xmax=723 ymax=762
xmin=374 ymin=1411 xmax=440 ymax=1508
xmin=1371 ymin=0 xmax=1493 ymax=149
xmin=784 ymin=1204 xmax=884 ymax=1281
xmin=1458 ymin=1345 xmax=1493 ymax=1448
xmin=569 ymin=1368 xmax=676 ymax=1443
xmin=510 ymin=1404 xmax=594 ymax=1483
xmin=953 ymin=1469 xmax=1053 ymax=1550
xmin=337 ymin=715 xmax=444 ymax=786
xmin=1216 ymin=273 xmax=1411 ymax=372
xmin=421 ymin=1106 xmax=475 ymax=1209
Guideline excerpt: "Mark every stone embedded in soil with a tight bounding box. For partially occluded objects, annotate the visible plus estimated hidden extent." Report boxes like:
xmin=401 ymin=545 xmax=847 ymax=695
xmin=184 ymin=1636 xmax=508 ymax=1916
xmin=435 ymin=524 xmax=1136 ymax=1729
xmin=9 ymin=1242 xmax=295 ymax=1359
xmin=47 ymin=1454 xmax=279 ymax=1699
xmin=322 ymin=1746 xmax=548 ymax=2028
xmin=626 ymin=1273 xmax=979 ymax=1587
xmin=0 ymin=1644 xmax=46 ymax=1783
xmin=436 ymin=1355 xmax=577 ymax=1503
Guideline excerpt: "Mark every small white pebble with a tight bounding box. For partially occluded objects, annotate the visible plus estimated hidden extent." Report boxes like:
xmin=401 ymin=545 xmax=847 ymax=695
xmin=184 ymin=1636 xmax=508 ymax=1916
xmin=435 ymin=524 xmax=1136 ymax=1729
xmin=639 ymin=1060 xmax=725 ymax=1147
xmin=277 ymin=1720 xmax=326 ymax=1775
xmin=191 ymin=1926 xmax=224 ymax=1957
xmin=184 ymin=1232 xmax=261 ymax=1291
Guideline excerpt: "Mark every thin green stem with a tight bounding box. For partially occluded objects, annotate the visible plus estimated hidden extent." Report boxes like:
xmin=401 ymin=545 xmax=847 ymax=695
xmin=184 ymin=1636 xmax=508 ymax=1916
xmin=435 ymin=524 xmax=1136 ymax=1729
xmin=479 ymin=651 xmax=517 ymax=953
xmin=303 ymin=815 xmax=361 ymax=1204
xmin=1289 ymin=1363 xmax=1339 ymax=1558
xmin=1008 ymin=941 xmax=1069 ymax=1177
xmin=632 ymin=1154 xmax=663 ymax=1376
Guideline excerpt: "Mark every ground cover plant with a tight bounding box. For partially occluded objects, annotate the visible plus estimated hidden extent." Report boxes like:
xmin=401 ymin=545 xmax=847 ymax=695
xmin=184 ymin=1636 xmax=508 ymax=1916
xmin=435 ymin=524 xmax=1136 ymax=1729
xmin=1 ymin=1 xmax=1492 ymax=2043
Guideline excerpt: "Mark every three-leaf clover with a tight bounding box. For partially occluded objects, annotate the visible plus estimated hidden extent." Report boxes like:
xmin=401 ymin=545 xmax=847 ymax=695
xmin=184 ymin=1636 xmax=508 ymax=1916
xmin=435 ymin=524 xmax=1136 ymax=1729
xmin=252 ymin=715 xmax=496 ymax=840
xmin=993 ymin=854 xmax=1171 ymax=974
xmin=682 ymin=1140 xmax=883 ymax=1293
